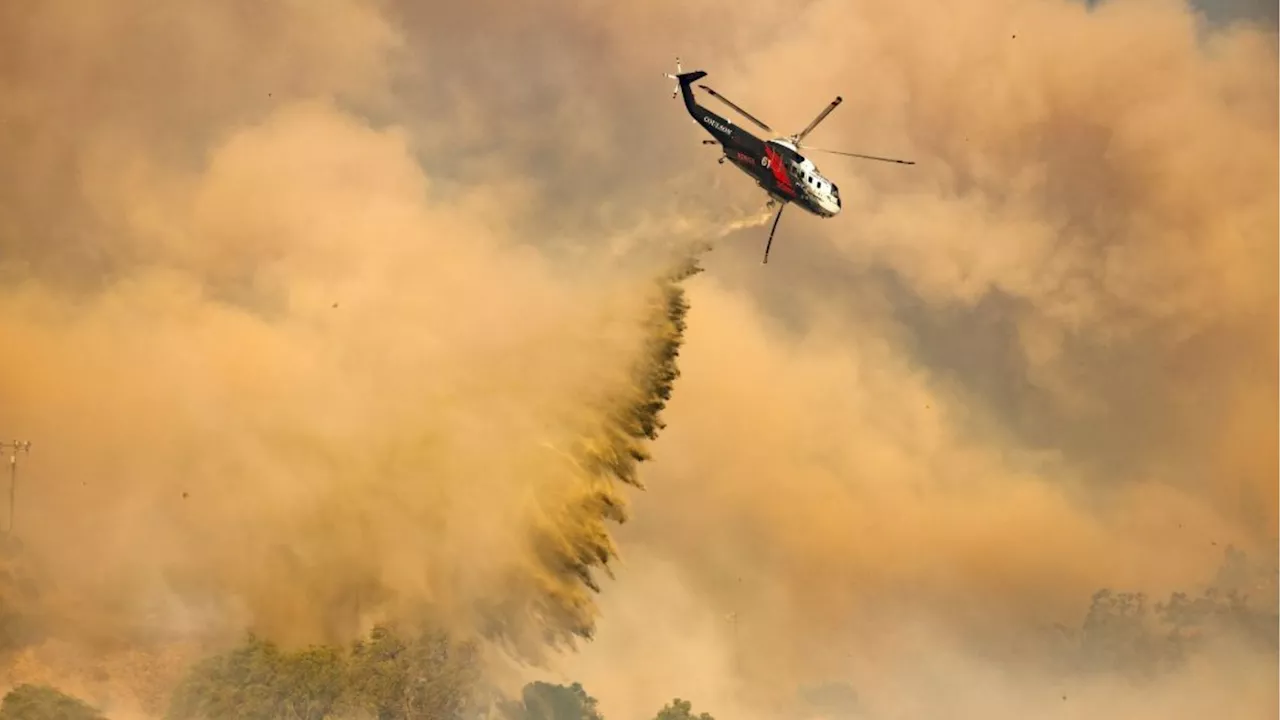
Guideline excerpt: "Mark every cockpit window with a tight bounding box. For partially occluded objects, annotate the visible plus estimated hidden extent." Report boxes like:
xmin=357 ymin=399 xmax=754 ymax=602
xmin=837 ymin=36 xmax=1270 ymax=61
xmin=830 ymin=183 xmax=840 ymax=198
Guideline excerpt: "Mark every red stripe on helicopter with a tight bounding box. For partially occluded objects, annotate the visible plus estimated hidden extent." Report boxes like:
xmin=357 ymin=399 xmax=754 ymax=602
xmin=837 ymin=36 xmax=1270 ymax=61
xmin=764 ymin=146 xmax=795 ymax=195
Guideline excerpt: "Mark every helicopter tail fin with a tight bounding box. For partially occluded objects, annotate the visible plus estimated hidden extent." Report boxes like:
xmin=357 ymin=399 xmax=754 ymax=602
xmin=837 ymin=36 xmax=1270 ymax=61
xmin=664 ymin=57 xmax=707 ymax=98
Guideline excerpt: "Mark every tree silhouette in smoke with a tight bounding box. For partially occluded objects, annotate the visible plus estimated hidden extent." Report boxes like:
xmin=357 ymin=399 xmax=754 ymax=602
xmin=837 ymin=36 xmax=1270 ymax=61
xmin=498 ymin=681 xmax=603 ymax=720
xmin=165 ymin=625 xmax=484 ymax=720
xmin=652 ymin=697 xmax=715 ymax=720
xmin=10 ymin=544 xmax=1275 ymax=720
xmin=0 ymin=684 xmax=107 ymax=720
xmin=1063 ymin=545 xmax=1278 ymax=680
xmin=796 ymin=681 xmax=861 ymax=719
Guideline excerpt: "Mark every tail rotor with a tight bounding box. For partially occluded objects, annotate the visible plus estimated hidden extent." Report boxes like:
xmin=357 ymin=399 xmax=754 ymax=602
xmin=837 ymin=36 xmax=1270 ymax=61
xmin=663 ymin=57 xmax=684 ymax=99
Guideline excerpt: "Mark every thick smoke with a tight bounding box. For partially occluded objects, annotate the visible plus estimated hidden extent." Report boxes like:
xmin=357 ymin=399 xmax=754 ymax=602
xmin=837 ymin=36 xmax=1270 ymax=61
xmin=1 ymin=0 xmax=1276 ymax=718
xmin=549 ymin=0 xmax=1277 ymax=717
xmin=0 ymin=2 xmax=729 ymax=712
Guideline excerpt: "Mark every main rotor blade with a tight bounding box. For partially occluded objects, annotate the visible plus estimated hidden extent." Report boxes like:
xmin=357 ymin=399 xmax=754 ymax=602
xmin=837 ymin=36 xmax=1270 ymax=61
xmin=696 ymin=84 xmax=774 ymax=134
xmin=762 ymin=204 xmax=785 ymax=264
xmin=801 ymin=147 xmax=915 ymax=165
xmin=793 ymin=96 xmax=843 ymax=144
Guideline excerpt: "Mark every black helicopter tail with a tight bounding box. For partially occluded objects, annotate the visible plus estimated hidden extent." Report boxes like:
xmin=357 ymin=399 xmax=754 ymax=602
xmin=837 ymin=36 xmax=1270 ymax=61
xmin=664 ymin=58 xmax=707 ymax=112
xmin=676 ymin=70 xmax=707 ymax=114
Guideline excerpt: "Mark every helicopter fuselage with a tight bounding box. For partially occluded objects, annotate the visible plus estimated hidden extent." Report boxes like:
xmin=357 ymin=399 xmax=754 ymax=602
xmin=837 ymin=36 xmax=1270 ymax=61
xmin=677 ymin=72 xmax=841 ymax=218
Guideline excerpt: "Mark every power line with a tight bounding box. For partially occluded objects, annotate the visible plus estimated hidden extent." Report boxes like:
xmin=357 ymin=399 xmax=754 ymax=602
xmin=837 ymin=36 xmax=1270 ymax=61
xmin=0 ymin=441 xmax=31 ymax=534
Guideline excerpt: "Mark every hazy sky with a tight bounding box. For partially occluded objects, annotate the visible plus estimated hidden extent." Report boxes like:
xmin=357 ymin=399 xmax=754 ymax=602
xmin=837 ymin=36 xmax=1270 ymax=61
xmin=0 ymin=0 xmax=1275 ymax=718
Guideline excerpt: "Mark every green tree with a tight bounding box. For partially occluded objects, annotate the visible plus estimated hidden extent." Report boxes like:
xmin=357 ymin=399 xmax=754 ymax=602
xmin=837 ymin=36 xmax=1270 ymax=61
xmin=343 ymin=625 xmax=483 ymax=720
xmin=0 ymin=684 xmax=108 ymax=720
xmin=165 ymin=634 xmax=346 ymax=720
xmin=653 ymin=698 xmax=714 ymax=720
xmin=500 ymin=682 xmax=602 ymax=720
xmin=167 ymin=626 xmax=485 ymax=720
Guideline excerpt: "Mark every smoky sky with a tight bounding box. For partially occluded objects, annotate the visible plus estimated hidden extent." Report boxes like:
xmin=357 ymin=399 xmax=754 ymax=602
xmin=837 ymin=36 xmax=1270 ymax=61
xmin=0 ymin=0 xmax=1276 ymax=718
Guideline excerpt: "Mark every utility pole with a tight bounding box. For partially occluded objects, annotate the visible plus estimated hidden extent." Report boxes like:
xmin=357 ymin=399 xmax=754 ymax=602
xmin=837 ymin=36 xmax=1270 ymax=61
xmin=0 ymin=441 xmax=31 ymax=534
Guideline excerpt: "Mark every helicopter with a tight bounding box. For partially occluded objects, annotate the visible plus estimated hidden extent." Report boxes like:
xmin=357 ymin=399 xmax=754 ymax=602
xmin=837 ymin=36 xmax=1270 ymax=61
xmin=664 ymin=58 xmax=914 ymax=263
